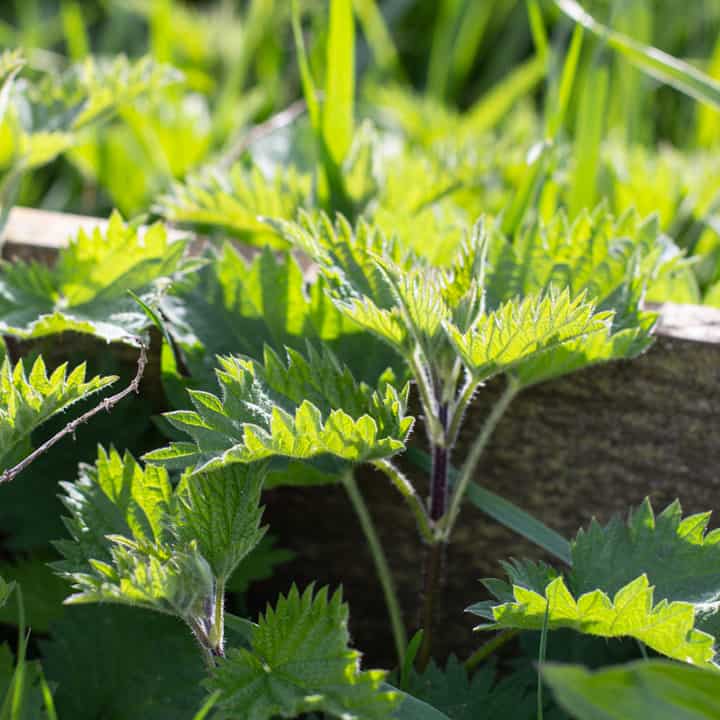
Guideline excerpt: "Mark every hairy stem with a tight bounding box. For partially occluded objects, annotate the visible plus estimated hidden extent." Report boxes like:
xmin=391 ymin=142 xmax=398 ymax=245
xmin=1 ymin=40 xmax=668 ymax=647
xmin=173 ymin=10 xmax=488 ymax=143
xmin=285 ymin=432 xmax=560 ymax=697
xmin=417 ymin=403 xmax=450 ymax=669
xmin=188 ymin=617 xmax=216 ymax=670
xmin=210 ymin=580 xmax=226 ymax=658
xmin=0 ymin=343 xmax=148 ymax=485
xmin=446 ymin=373 xmax=480 ymax=447
xmin=343 ymin=472 xmax=407 ymax=665
xmin=429 ymin=403 xmax=449 ymax=522
xmin=409 ymin=348 xmax=442 ymax=444
xmin=441 ymin=378 xmax=519 ymax=540
xmin=372 ymin=459 xmax=435 ymax=544
xmin=417 ymin=540 xmax=445 ymax=670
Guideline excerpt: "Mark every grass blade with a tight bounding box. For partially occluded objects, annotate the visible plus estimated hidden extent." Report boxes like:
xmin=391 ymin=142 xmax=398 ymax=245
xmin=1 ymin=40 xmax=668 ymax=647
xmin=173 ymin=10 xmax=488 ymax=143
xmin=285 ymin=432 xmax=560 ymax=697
xmin=555 ymin=0 xmax=720 ymax=109
xmin=427 ymin=0 xmax=464 ymax=100
xmin=545 ymin=23 xmax=584 ymax=139
xmin=324 ymin=0 xmax=355 ymax=167
xmin=406 ymin=448 xmax=570 ymax=563
xmin=465 ymin=54 xmax=547 ymax=135
xmin=352 ymin=0 xmax=403 ymax=78
xmin=192 ymin=691 xmax=221 ymax=720
xmin=568 ymin=63 xmax=608 ymax=218
xmin=465 ymin=483 xmax=571 ymax=564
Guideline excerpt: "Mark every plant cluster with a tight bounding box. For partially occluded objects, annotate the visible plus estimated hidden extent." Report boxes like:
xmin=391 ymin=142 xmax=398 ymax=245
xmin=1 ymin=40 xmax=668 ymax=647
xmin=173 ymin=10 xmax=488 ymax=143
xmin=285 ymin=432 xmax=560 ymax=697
xmin=1 ymin=1 xmax=720 ymax=719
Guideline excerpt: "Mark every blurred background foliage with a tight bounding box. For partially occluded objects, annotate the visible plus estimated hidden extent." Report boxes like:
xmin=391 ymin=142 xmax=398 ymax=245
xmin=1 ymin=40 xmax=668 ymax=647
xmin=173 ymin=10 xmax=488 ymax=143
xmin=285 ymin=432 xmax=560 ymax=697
xmin=2 ymin=0 xmax=718 ymax=214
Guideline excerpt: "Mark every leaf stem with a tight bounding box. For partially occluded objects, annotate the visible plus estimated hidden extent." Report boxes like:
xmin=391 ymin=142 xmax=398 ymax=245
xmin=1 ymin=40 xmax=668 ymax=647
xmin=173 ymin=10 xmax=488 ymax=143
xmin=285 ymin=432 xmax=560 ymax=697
xmin=372 ymin=459 xmax=435 ymax=544
xmin=210 ymin=580 xmax=226 ymax=658
xmin=447 ymin=373 xmax=480 ymax=447
xmin=188 ymin=617 xmax=216 ymax=670
xmin=464 ymin=629 xmax=519 ymax=671
xmin=409 ymin=347 xmax=442 ymax=445
xmin=441 ymin=377 xmax=519 ymax=540
xmin=343 ymin=471 xmax=407 ymax=665
xmin=0 ymin=342 xmax=148 ymax=485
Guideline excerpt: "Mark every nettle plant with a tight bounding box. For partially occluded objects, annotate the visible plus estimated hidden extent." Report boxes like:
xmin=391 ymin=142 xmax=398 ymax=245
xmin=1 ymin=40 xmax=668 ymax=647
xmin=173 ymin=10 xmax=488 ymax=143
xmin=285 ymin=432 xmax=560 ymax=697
xmin=0 ymin=201 xmax=698 ymax=720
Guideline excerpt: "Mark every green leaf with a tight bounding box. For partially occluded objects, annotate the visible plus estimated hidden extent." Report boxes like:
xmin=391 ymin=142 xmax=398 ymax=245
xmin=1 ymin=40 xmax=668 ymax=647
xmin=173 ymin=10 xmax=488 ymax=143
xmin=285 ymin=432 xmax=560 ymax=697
xmin=324 ymin=0 xmax=355 ymax=167
xmin=176 ymin=462 xmax=267 ymax=583
xmin=160 ymin=242 xmax=399 ymax=394
xmin=0 ymin=355 xmax=116 ymax=471
xmin=470 ymin=574 xmax=715 ymax=666
xmin=555 ymin=0 xmax=720 ymax=109
xmin=55 ymin=447 xmax=215 ymax=620
xmin=0 ymin=558 xmax=68 ymax=632
xmin=35 ymin=54 xmax=183 ymax=131
xmin=403 ymin=655 xmax=537 ymax=720
xmin=544 ymin=660 xmax=720 ymax=720
xmin=447 ymin=288 xmax=612 ymax=382
xmin=0 ymin=212 xmax=192 ymax=345
xmin=145 ymin=346 xmax=413 ymax=474
xmin=156 ymin=163 xmax=312 ymax=248
xmin=569 ymin=64 xmax=608 ymax=219
xmin=387 ymin=685 xmax=452 ymax=720
xmin=207 ymin=584 xmax=400 ymax=720
xmin=40 ymin=605 xmax=206 ymax=720
xmin=569 ymin=499 xmax=720 ymax=638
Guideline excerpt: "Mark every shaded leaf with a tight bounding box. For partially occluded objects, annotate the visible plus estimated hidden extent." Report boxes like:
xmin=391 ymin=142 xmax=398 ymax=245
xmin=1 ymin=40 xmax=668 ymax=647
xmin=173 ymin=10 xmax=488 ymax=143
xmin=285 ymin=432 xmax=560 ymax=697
xmin=146 ymin=347 xmax=413 ymax=474
xmin=0 ymin=355 xmax=116 ymax=471
xmin=207 ymin=584 xmax=399 ymax=720
xmin=0 ymin=212 xmax=193 ymax=345
xmin=544 ymin=660 xmax=720 ymax=720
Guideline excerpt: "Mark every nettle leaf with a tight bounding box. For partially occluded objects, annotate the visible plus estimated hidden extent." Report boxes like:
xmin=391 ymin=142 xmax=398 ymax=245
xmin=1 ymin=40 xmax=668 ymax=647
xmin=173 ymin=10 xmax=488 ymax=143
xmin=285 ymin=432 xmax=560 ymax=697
xmin=474 ymin=499 xmax=720 ymax=665
xmin=156 ymin=163 xmax=313 ymax=248
xmin=0 ymin=212 xmax=193 ymax=345
xmin=544 ymin=660 xmax=720 ymax=720
xmin=570 ymin=499 xmax=720 ymax=637
xmin=41 ymin=604 xmax=206 ymax=720
xmin=31 ymin=54 xmax=182 ymax=132
xmin=160 ymin=242 xmax=400 ymax=394
xmin=2 ymin=56 xmax=180 ymax=178
xmin=56 ymin=447 xmax=212 ymax=618
xmin=485 ymin=207 xmax=669 ymax=320
xmin=146 ymin=347 xmax=413 ymax=474
xmin=274 ymin=213 xmax=635 ymax=387
xmin=0 ymin=355 xmax=116 ymax=470
xmin=176 ymin=462 xmax=266 ymax=584
xmin=471 ymin=574 xmax=714 ymax=665
xmin=405 ymin=656 xmax=538 ymax=720
xmin=207 ymin=585 xmax=400 ymax=720
xmin=446 ymin=289 xmax=612 ymax=382
xmin=55 ymin=447 xmax=265 ymax=624
xmin=482 ymin=208 xmax=668 ymax=385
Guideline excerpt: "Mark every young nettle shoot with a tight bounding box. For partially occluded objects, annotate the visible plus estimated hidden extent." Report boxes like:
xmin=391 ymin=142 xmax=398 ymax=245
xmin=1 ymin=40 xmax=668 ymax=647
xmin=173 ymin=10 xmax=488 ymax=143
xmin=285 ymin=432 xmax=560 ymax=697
xmin=270 ymin=207 xmax=663 ymax=664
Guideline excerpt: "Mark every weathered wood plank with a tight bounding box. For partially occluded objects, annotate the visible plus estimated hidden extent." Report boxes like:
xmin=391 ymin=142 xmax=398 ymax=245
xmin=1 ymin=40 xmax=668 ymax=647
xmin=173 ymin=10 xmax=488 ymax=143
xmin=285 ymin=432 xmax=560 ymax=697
xmin=2 ymin=206 xmax=191 ymax=263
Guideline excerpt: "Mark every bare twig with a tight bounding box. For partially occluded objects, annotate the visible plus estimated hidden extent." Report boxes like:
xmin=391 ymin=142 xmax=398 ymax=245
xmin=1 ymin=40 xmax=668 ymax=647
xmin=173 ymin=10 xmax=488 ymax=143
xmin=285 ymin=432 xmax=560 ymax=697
xmin=217 ymin=98 xmax=307 ymax=171
xmin=0 ymin=343 xmax=148 ymax=485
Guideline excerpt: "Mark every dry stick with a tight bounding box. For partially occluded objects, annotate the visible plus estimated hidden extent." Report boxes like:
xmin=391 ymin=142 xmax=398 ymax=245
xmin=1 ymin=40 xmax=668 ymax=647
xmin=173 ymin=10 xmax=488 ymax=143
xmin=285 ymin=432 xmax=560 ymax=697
xmin=217 ymin=98 xmax=308 ymax=171
xmin=0 ymin=343 xmax=148 ymax=486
